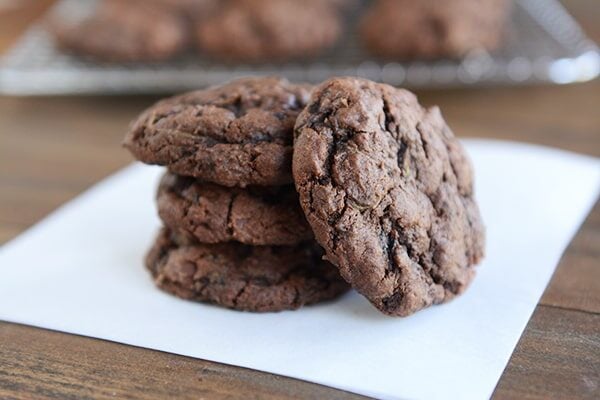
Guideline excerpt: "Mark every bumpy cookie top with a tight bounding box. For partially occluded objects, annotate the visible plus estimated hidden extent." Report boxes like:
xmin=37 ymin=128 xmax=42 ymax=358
xmin=124 ymin=77 xmax=312 ymax=187
xmin=146 ymin=229 xmax=349 ymax=312
xmin=293 ymin=77 xmax=485 ymax=316
xmin=157 ymin=172 xmax=313 ymax=245
xmin=196 ymin=0 xmax=342 ymax=62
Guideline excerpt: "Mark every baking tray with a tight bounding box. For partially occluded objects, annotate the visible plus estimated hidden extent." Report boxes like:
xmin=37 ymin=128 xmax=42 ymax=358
xmin=0 ymin=0 xmax=598 ymax=95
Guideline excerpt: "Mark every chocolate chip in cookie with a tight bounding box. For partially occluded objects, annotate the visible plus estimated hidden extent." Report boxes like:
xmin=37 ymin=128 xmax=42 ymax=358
xmin=293 ymin=77 xmax=485 ymax=316
xmin=146 ymin=229 xmax=350 ymax=312
xmin=124 ymin=77 xmax=312 ymax=187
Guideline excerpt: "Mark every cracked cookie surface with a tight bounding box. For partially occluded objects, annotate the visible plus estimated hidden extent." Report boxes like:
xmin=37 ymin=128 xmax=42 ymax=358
xmin=146 ymin=229 xmax=350 ymax=312
xmin=157 ymin=172 xmax=313 ymax=245
xmin=293 ymin=77 xmax=485 ymax=316
xmin=124 ymin=77 xmax=312 ymax=187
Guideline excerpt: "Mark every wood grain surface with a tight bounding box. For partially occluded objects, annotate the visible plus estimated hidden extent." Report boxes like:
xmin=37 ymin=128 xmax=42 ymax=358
xmin=1 ymin=1 xmax=599 ymax=399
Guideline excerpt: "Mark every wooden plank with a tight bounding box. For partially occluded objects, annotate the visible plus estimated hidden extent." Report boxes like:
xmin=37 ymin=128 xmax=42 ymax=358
xmin=0 ymin=322 xmax=370 ymax=400
xmin=0 ymin=225 xmax=22 ymax=244
xmin=0 ymin=182 xmax=77 ymax=227
xmin=493 ymin=306 xmax=600 ymax=400
xmin=0 ymin=96 xmax=146 ymax=187
xmin=418 ymin=82 xmax=600 ymax=158
xmin=541 ymin=202 xmax=600 ymax=314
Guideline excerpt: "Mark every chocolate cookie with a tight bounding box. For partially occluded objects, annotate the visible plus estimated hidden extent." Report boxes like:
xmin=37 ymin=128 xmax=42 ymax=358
xmin=360 ymin=0 xmax=511 ymax=60
xmin=152 ymin=0 xmax=221 ymax=23
xmin=50 ymin=0 xmax=189 ymax=63
xmin=157 ymin=172 xmax=312 ymax=245
xmin=195 ymin=0 xmax=342 ymax=62
xmin=146 ymin=229 xmax=350 ymax=312
xmin=154 ymin=0 xmax=218 ymax=14
xmin=124 ymin=77 xmax=311 ymax=187
xmin=293 ymin=77 xmax=485 ymax=317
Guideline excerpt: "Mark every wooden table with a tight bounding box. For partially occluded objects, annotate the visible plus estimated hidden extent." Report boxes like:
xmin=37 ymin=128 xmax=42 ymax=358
xmin=1 ymin=1 xmax=598 ymax=399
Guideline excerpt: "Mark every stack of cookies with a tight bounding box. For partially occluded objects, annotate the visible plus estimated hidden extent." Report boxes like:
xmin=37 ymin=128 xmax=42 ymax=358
xmin=124 ymin=77 xmax=350 ymax=312
xmin=125 ymin=76 xmax=486 ymax=317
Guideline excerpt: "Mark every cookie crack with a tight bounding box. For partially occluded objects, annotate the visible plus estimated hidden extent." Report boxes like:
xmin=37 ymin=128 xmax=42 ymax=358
xmin=148 ymin=107 xmax=181 ymax=130
xmin=381 ymin=96 xmax=392 ymax=133
xmin=231 ymin=284 xmax=249 ymax=307
xmin=225 ymin=193 xmax=239 ymax=237
xmin=416 ymin=124 xmax=431 ymax=161
xmin=179 ymin=194 xmax=194 ymax=226
xmin=292 ymin=286 xmax=301 ymax=307
xmin=379 ymin=212 xmax=439 ymax=307
xmin=396 ymin=138 xmax=410 ymax=177
xmin=194 ymin=277 xmax=211 ymax=296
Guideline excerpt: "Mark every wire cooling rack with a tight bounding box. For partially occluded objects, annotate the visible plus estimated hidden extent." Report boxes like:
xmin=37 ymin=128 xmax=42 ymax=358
xmin=0 ymin=0 xmax=598 ymax=95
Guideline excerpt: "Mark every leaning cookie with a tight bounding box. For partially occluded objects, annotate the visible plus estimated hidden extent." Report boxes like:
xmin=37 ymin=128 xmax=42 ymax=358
xmin=146 ymin=229 xmax=350 ymax=312
xmin=49 ymin=0 xmax=189 ymax=63
xmin=124 ymin=77 xmax=311 ymax=187
xmin=360 ymin=0 xmax=511 ymax=60
xmin=157 ymin=172 xmax=313 ymax=246
xmin=293 ymin=77 xmax=485 ymax=317
xmin=196 ymin=0 xmax=342 ymax=62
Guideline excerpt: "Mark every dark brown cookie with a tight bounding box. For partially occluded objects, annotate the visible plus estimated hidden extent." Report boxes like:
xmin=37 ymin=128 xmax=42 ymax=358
xmin=322 ymin=0 xmax=359 ymax=11
xmin=146 ymin=229 xmax=350 ymax=312
xmin=152 ymin=0 xmax=221 ymax=23
xmin=195 ymin=0 xmax=342 ymax=62
xmin=360 ymin=0 xmax=511 ymax=60
xmin=157 ymin=172 xmax=312 ymax=245
xmin=50 ymin=0 xmax=189 ymax=63
xmin=293 ymin=77 xmax=485 ymax=317
xmin=154 ymin=0 xmax=218 ymax=14
xmin=124 ymin=77 xmax=312 ymax=187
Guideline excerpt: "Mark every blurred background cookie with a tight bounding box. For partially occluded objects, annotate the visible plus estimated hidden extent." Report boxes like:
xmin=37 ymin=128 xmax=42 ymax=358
xmin=195 ymin=0 xmax=342 ymax=62
xmin=48 ymin=0 xmax=222 ymax=63
xmin=49 ymin=0 xmax=191 ymax=62
xmin=360 ymin=0 xmax=512 ymax=60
